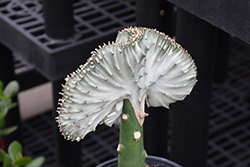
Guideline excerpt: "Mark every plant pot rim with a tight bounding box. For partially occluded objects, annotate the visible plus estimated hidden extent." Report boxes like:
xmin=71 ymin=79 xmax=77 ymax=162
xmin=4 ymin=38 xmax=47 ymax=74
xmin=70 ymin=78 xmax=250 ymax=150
xmin=96 ymin=155 xmax=182 ymax=167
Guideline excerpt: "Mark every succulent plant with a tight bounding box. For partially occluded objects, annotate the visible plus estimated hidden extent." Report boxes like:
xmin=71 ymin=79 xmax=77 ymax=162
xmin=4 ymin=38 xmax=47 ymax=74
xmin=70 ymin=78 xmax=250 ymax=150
xmin=0 ymin=80 xmax=19 ymax=110
xmin=0 ymin=80 xmax=19 ymax=138
xmin=0 ymin=140 xmax=45 ymax=167
xmin=56 ymin=27 xmax=197 ymax=166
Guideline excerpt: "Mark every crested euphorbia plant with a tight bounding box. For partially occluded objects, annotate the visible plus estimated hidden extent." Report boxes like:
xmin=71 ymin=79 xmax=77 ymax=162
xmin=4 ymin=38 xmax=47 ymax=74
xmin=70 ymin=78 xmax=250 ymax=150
xmin=56 ymin=27 xmax=197 ymax=167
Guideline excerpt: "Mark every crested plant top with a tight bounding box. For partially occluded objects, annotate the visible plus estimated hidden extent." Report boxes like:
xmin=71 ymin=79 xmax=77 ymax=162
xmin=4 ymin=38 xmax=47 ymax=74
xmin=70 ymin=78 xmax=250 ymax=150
xmin=56 ymin=27 xmax=197 ymax=142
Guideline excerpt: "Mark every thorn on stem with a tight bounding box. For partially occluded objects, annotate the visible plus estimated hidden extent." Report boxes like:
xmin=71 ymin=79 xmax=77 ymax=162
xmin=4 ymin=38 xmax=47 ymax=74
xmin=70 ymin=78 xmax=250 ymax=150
xmin=117 ymin=144 xmax=121 ymax=153
xmin=122 ymin=114 xmax=128 ymax=121
xmin=134 ymin=131 xmax=141 ymax=141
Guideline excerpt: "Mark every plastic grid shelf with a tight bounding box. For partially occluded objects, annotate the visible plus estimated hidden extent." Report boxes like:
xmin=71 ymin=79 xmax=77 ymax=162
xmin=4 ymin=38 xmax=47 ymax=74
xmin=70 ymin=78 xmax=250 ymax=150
xmin=0 ymin=0 xmax=135 ymax=51
xmin=209 ymin=38 xmax=250 ymax=136
xmin=80 ymin=126 xmax=118 ymax=166
xmin=0 ymin=0 xmax=136 ymax=81
xmin=21 ymin=111 xmax=56 ymax=166
xmin=207 ymin=38 xmax=250 ymax=167
xmin=207 ymin=121 xmax=250 ymax=167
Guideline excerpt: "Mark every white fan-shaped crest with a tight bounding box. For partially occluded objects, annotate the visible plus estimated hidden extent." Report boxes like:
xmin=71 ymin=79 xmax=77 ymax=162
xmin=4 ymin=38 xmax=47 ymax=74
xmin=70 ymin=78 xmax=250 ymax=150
xmin=56 ymin=27 xmax=197 ymax=141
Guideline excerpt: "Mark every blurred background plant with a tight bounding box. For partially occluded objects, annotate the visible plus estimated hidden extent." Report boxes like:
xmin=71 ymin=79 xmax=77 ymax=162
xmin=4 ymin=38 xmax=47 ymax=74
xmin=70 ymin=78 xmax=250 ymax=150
xmin=0 ymin=80 xmax=19 ymax=148
xmin=0 ymin=140 xmax=45 ymax=167
xmin=0 ymin=80 xmax=45 ymax=167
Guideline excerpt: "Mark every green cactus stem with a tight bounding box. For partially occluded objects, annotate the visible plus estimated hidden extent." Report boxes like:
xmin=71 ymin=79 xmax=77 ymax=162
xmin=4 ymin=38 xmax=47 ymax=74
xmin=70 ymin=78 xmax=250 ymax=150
xmin=118 ymin=99 xmax=146 ymax=167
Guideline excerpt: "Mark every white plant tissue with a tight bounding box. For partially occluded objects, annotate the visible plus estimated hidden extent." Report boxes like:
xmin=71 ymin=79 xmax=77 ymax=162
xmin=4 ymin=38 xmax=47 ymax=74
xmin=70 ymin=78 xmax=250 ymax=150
xmin=56 ymin=27 xmax=197 ymax=142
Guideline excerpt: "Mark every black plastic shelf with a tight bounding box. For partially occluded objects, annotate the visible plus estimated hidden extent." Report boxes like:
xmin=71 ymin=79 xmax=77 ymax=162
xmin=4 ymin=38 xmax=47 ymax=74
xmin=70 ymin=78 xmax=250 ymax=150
xmin=206 ymin=38 xmax=250 ymax=167
xmin=1 ymin=0 xmax=135 ymax=89
xmin=0 ymin=0 xmax=135 ymax=51
xmin=0 ymin=0 xmax=136 ymax=81
xmin=21 ymin=111 xmax=55 ymax=166
xmin=207 ymin=121 xmax=250 ymax=167
xmin=19 ymin=37 xmax=250 ymax=167
xmin=209 ymin=38 xmax=250 ymax=136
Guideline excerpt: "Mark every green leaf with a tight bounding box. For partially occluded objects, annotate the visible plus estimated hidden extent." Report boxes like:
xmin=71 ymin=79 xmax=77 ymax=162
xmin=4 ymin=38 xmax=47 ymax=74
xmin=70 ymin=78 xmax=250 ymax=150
xmin=0 ymin=107 xmax=9 ymax=120
xmin=3 ymin=81 xmax=19 ymax=99
xmin=8 ymin=141 xmax=22 ymax=161
xmin=1 ymin=126 xmax=18 ymax=136
xmin=0 ymin=149 xmax=7 ymax=161
xmin=5 ymin=102 xmax=17 ymax=111
xmin=3 ymin=154 xmax=11 ymax=167
xmin=0 ymin=99 xmax=12 ymax=109
xmin=15 ymin=152 xmax=22 ymax=161
xmin=0 ymin=103 xmax=17 ymax=120
xmin=14 ymin=157 xmax=32 ymax=167
xmin=24 ymin=157 xmax=45 ymax=167
xmin=0 ymin=119 xmax=5 ymax=129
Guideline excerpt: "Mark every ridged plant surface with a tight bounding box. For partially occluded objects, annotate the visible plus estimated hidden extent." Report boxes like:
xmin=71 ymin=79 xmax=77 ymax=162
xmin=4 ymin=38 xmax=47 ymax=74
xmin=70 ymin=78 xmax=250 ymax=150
xmin=56 ymin=27 xmax=197 ymax=142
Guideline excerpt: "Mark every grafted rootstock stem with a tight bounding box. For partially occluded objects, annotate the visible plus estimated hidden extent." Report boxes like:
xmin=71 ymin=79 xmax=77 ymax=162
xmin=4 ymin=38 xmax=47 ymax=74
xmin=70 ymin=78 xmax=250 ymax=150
xmin=118 ymin=99 xmax=146 ymax=167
